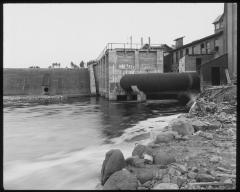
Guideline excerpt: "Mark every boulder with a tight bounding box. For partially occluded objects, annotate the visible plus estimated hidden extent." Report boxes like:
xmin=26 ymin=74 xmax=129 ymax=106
xmin=125 ymin=156 xmax=145 ymax=168
xmin=169 ymin=118 xmax=194 ymax=136
xmin=153 ymin=151 xmax=176 ymax=165
xmin=132 ymin=144 xmax=154 ymax=158
xmin=153 ymin=183 xmax=179 ymax=189
xmin=101 ymin=149 xmax=126 ymax=185
xmin=103 ymin=169 xmax=138 ymax=190
xmin=191 ymin=119 xmax=209 ymax=132
xmin=196 ymin=173 xmax=216 ymax=182
xmin=128 ymin=167 xmax=155 ymax=184
xmin=154 ymin=131 xmax=176 ymax=143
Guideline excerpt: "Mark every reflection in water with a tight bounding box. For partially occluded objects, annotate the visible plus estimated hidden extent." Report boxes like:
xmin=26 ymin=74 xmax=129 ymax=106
xmin=4 ymin=96 xmax=186 ymax=189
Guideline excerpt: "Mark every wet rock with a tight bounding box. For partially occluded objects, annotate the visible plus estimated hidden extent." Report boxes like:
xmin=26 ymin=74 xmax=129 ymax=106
xmin=103 ymin=169 xmax=138 ymax=190
xmin=169 ymin=118 xmax=194 ymax=136
xmin=154 ymin=131 xmax=176 ymax=143
xmin=101 ymin=149 xmax=125 ymax=185
xmin=132 ymin=144 xmax=153 ymax=158
xmin=210 ymin=156 xmax=222 ymax=163
xmin=125 ymin=156 xmax=145 ymax=168
xmin=153 ymin=183 xmax=179 ymax=189
xmin=196 ymin=173 xmax=216 ymax=182
xmin=153 ymin=151 xmax=176 ymax=165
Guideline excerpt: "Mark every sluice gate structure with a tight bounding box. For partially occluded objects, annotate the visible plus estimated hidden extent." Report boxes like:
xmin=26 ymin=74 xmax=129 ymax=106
xmin=88 ymin=43 xmax=200 ymax=102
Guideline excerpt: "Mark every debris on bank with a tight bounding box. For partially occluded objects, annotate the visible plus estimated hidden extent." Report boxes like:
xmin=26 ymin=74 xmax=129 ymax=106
xmin=96 ymin=85 xmax=236 ymax=190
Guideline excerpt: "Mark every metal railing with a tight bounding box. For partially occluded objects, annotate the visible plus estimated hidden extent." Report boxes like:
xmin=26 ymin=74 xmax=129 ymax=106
xmin=96 ymin=43 xmax=164 ymax=61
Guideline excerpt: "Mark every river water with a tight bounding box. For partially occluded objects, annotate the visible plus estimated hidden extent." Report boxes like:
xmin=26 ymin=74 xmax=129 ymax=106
xmin=3 ymin=96 xmax=186 ymax=189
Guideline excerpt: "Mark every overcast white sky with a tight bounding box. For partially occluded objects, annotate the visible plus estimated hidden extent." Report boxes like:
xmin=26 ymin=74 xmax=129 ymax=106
xmin=4 ymin=3 xmax=224 ymax=68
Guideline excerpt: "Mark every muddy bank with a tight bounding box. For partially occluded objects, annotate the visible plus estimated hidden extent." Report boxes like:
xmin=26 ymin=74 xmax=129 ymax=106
xmin=96 ymin=85 xmax=236 ymax=190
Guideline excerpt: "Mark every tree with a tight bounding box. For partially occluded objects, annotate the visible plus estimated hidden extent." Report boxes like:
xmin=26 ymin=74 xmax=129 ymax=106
xmin=80 ymin=61 xmax=84 ymax=68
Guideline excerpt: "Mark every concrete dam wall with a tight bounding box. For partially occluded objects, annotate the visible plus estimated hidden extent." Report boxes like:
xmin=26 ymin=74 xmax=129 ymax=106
xmin=3 ymin=68 xmax=90 ymax=96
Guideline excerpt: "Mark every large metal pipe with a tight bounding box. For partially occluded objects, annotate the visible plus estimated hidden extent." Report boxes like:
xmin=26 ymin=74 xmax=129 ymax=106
xmin=120 ymin=72 xmax=200 ymax=93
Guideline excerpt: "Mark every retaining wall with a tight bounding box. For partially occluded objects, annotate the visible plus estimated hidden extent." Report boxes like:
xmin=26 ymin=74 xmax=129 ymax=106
xmin=3 ymin=68 xmax=90 ymax=96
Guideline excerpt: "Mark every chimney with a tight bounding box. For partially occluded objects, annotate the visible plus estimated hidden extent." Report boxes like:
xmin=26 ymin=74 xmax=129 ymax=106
xmin=174 ymin=36 xmax=185 ymax=49
xmin=141 ymin=37 xmax=143 ymax=47
xmin=148 ymin=37 xmax=151 ymax=46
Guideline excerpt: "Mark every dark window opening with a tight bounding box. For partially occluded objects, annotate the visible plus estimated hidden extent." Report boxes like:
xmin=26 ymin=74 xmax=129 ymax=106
xmin=201 ymin=43 xmax=205 ymax=48
xmin=211 ymin=67 xmax=220 ymax=86
xmin=44 ymin=87 xmax=49 ymax=92
xmin=196 ymin=58 xmax=201 ymax=74
xmin=192 ymin=46 xmax=195 ymax=55
xmin=185 ymin=48 xmax=189 ymax=55
xmin=180 ymin=50 xmax=183 ymax=58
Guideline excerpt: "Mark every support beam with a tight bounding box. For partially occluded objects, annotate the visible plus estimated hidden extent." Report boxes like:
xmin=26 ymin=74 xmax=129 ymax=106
xmin=131 ymin=85 xmax=146 ymax=102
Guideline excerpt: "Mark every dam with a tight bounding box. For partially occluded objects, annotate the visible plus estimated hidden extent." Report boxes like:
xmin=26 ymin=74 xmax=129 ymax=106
xmin=87 ymin=43 xmax=200 ymax=102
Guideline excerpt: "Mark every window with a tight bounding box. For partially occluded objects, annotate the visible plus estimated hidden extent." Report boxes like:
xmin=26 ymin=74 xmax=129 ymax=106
xmin=201 ymin=43 xmax=205 ymax=54
xmin=185 ymin=48 xmax=189 ymax=55
xmin=192 ymin=46 xmax=195 ymax=55
xmin=206 ymin=42 xmax=210 ymax=53
xmin=180 ymin=50 xmax=183 ymax=58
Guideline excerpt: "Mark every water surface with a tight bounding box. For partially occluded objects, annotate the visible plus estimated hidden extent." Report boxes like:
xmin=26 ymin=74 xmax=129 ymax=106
xmin=4 ymin=96 xmax=186 ymax=189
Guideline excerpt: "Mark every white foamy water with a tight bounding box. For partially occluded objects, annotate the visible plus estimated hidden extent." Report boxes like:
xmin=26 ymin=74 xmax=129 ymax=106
xmin=3 ymin=97 xmax=185 ymax=189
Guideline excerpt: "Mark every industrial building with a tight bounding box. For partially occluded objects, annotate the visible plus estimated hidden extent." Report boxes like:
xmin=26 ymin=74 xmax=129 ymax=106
xmin=87 ymin=42 xmax=165 ymax=100
xmin=169 ymin=3 xmax=237 ymax=87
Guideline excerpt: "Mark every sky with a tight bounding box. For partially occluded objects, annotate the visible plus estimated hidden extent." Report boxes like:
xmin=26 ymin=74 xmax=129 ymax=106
xmin=4 ymin=3 xmax=224 ymax=68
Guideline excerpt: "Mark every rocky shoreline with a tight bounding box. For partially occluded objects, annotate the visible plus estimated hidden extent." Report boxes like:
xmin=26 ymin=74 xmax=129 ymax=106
xmin=96 ymin=85 xmax=236 ymax=190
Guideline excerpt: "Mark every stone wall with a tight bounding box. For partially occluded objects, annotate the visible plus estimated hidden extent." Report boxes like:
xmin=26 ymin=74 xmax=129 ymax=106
xmin=3 ymin=68 xmax=90 ymax=96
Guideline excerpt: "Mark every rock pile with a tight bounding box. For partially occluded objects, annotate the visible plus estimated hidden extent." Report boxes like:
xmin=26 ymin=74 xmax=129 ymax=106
xmin=96 ymin=85 xmax=236 ymax=190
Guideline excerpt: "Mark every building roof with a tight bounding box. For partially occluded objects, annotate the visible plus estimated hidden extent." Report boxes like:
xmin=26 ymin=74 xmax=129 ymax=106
xmin=212 ymin=14 xmax=224 ymax=24
xmin=174 ymin=36 xmax=185 ymax=41
xmin=170 ymin=30 xmax=223 ymax=52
